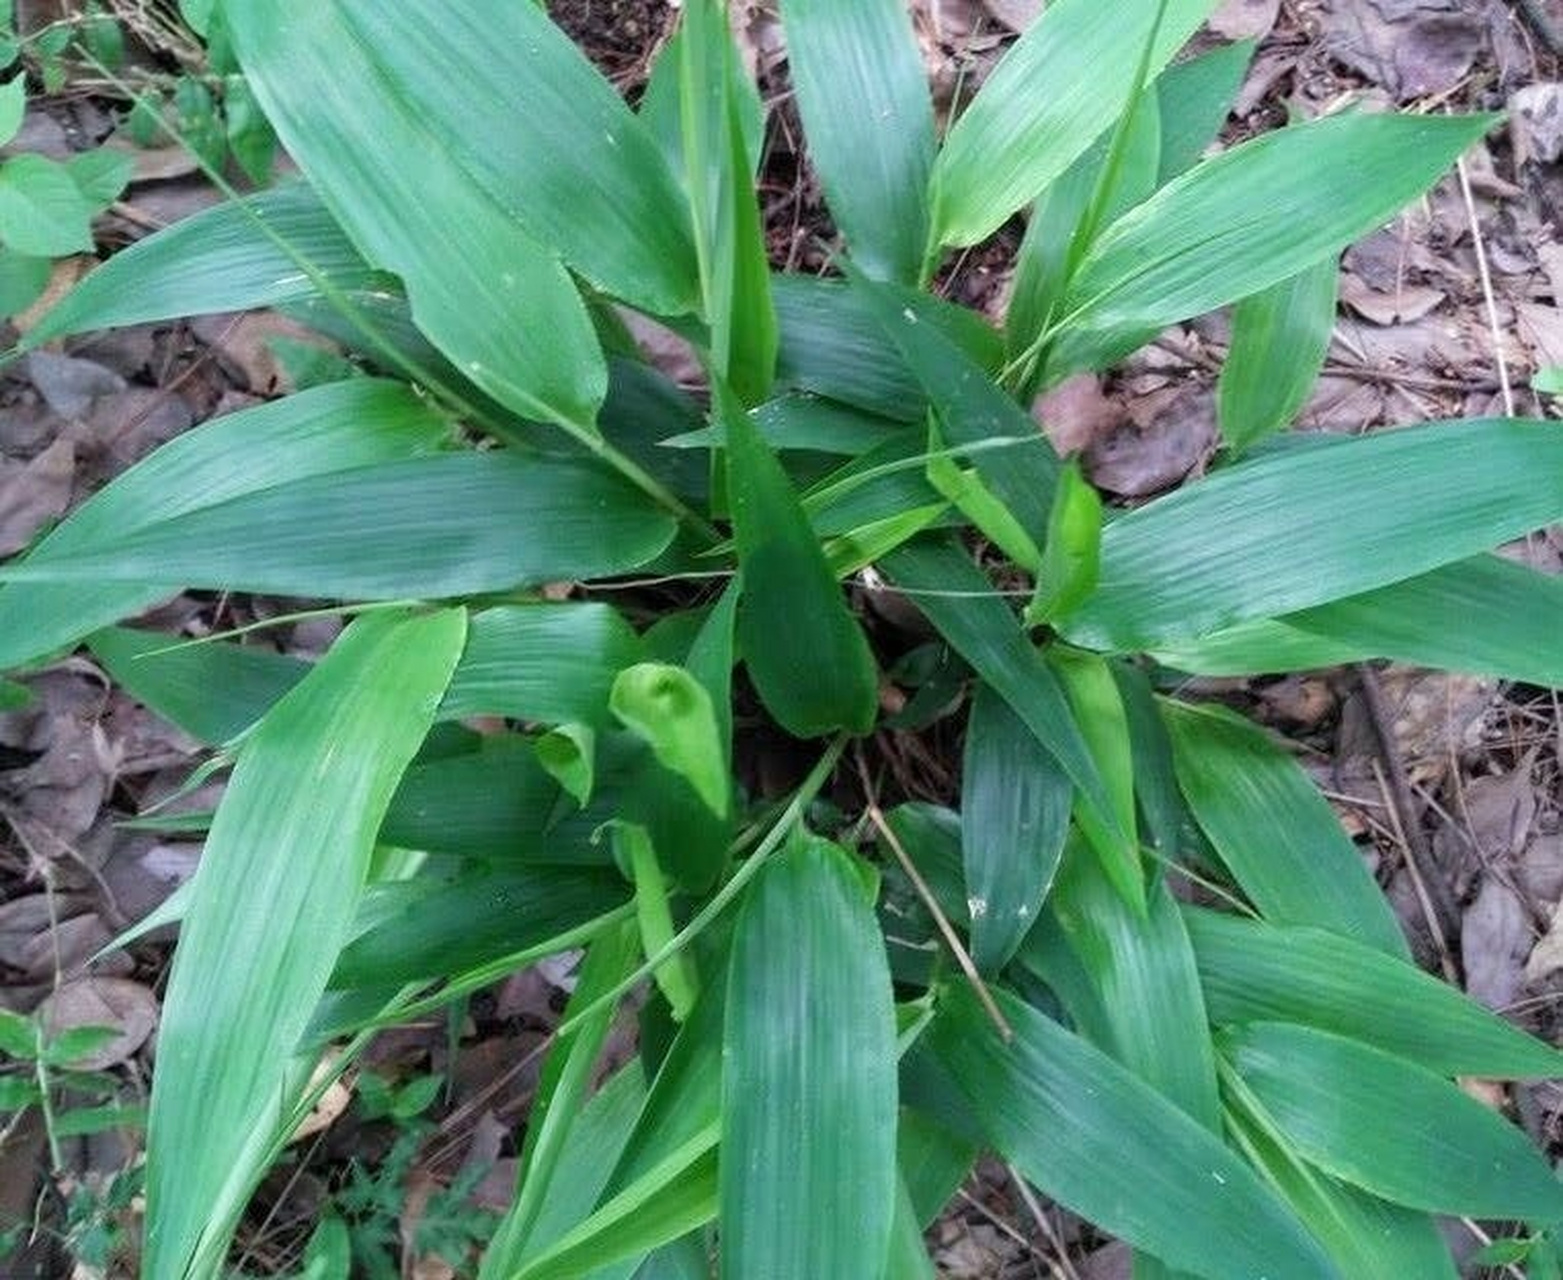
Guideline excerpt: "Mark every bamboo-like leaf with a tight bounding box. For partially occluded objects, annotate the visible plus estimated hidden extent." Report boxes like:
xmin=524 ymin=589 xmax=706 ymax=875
xmin=961 ymin=682 xmax=1071 ymax=972
xmin=929 ymin=0 xmax=1217 ymax=249
xmin=723 ymin=384 xmax=878 ymax=737
xmin=1048 ymin=845 xmax=1220 ymax=1128
xmin=143 ymin=608 xmax=466 ymax=1279
xmin=1060 ymin=112 xmax=1493 ymax=342
xmin=0 ymin=452 xmax=677 ymax=600
xmin=0 ymin=380 xmax=449 ymax=673
xmin=331 ymin=866 xmax=629 ymax=989
xmin=1186 ymin=907 xmax=1563 ymax=1079
xmin=849 ymin=270 xmax=1059 ymax=553
xmin=1047 ymin=649 xmax=1143 ymax=911
xmin=881 ymin=538 xmax=1115 ymax=837
xmin=1226 ymin=1098 xmax=1458 ymax=1279
xmin=772 ymin=274 xmax=1003 ymax=421
xmin=1219 ymin=258 xmax=1339 ymax=454
xmin=1223 ymin=1022 xmax=1563 ymax=1221
xmin=380 ymin=735 xmax=590 ymax=864
xmin=1111 ymin=662 xmax=1187 ymax=861
xmin=1154 ymin=39 xmax=1255 ymax=182
xmin=1161 ymin=699 xmax=1406 ymax=956
xmin=1061 ymin=419 xmax=1563 ymax=650
xmin=1008 ymin=91 xmax=1162 ymax=369
xmin=337 ymin=4 xmax=697 ymax=317
xmin=88 ymin=627 xmax=308 ymax=745
xmin=722 ymin=837 xmax=898 ymax=1278
xmin=1151 ymin=553 xmax=1563 ymax=687
xmin=489 ymin=923 xmax=642 ymax=1271
xmin=223 ymin=1 xmax=606 ymax=428
xmin=25 ymin=183 xmax=379 ymax=346
xmin=679 ymin=0 xmax=775 ymax=403
xmin=931 ymin=985 xmax=1337 ymax=1280
xmin=443 ymin=604 xmax=644 ymax=728
xmin=778 ymin=0 xmax=934 ymax=283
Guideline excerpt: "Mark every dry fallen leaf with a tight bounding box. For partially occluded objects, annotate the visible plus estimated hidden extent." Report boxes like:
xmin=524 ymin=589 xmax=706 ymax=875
xmin=1463 ymin=876 xmax=1531 ymax=1010
xmin=0 ymin=437 xmax=75 ymax=556
xmin=1319 ymin=0 xmax=1486 ymax=102
xmin=1208 ymin=0 xmax=1280 ymax=40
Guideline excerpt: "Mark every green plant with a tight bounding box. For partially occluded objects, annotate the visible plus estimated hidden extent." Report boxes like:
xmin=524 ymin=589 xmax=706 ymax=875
xmin=0 ymin=5 xmax=133 ymax=317
xmin=2 ymin=0 xmax=1561 ymax=1277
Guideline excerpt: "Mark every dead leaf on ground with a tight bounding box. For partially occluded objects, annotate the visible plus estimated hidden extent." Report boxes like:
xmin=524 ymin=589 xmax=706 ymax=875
xmin=1031 ymin=373 xmax=1122 ymax=457
xmin=0 ymin=437 xmax=74 ymax=556
xmin=1462 ymin=875 xmax=1531 ymax=1011
xmin=1319 ymin=0 xmax=1487 ymax=102
xmin=1084 ymin=382 xmax=1215 ymax=498
xmin=1511 ymin=82 xmax=1563 ymax=166
xmin=24 ymin=350 xmax=126 ymax=419
xmin=1458 ymin=770 xmax=1537 ymax=862
xmin=37 ymin=976 xmax=158 ymax=1069
xmin=1338 ymin=271 xmax=1446 ymax=326
xmin=981 ymin=0 xmax=1041 ymax=32
xmin=1209 ymin=0 xmax=1280 ymax=40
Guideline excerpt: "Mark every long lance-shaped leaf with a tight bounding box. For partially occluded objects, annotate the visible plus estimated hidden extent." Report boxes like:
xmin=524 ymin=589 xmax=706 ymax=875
xmin=881 ymin=538 xmax=1118 ymax=845
xmin=1218 ymin=257 xmax=1339 ymax=455
xmin=1048 ymin=844 xmax=1220 ymax=1129
xmin=1185 ymin=907 xmax=1563 ymax=1080
xmin=443 ymin=604 xmax=644 ymax=728
xmin=930 ymin=985 xmax=1338 ymax=1280
xmin=337 ymin=4 xmax=696 ymax=317
xmin=0 ymin=452 xmax=677 ymax=600
xmin=961 ymin=682 xmax=1070 ymax=972
xmin=1222 ymin=1022 xmax=1563 ymax=1221
xmin=1161 ymin=699 xmax=1406 ymax=956
xmin=778 ymin=0 xmax=934 ymax=284
xmin=24 ymin=182 xmax=381 ymax=346
xmin=723 ymin=383 xmax=877 ymax=737
xmin=848 ymin=270 xmax=1059 ymax=554
xmin=1225 ymin=1095 xmax=1457 ymax=1280
xmin=1151 ymin=553 xmax=1563 ymax=686
xmin=1154 ymin=39 xmax=1255 ymax=183
xmin=0 ymin=380 xmax=449 ymax=672
xmin=330 ymin=867 xmax=630 ymax=990
xmin=928 ymin=0 xmax=1217 ymax=251
xmin=1060 ymin=419 xmax=1563 ymax=650
xmin=143 ymin=608 xmax=466 ymax=1279
xmin=1058 ymin=112 xmax=1494 ymax=342
xmin=223 ymin=1 xmax=605 ymax=429
xmin=88 ymin=627 xmax=309 ymax=745
xmin=772 ymin=274 xmax=1004 ymax=421
xmin=680 ymin=0 xmax=776 ymax=404
xmin=722 ymin=837 xmax=898 ymax=1278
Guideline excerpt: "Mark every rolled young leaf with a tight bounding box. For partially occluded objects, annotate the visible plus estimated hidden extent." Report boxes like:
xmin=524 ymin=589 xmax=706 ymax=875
xmin=930 ymin=984 xmax=1338 ymax=1280
xmin=1222 ymin=1022 xmax=1563 ymax=1221
xmin=778 ymin=0 xmax=934 ymax=284
xmin=143 ymin=608 xmax=467 ymax=1279
xmin=722 ymin=837 xmax=898 ymax=1279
